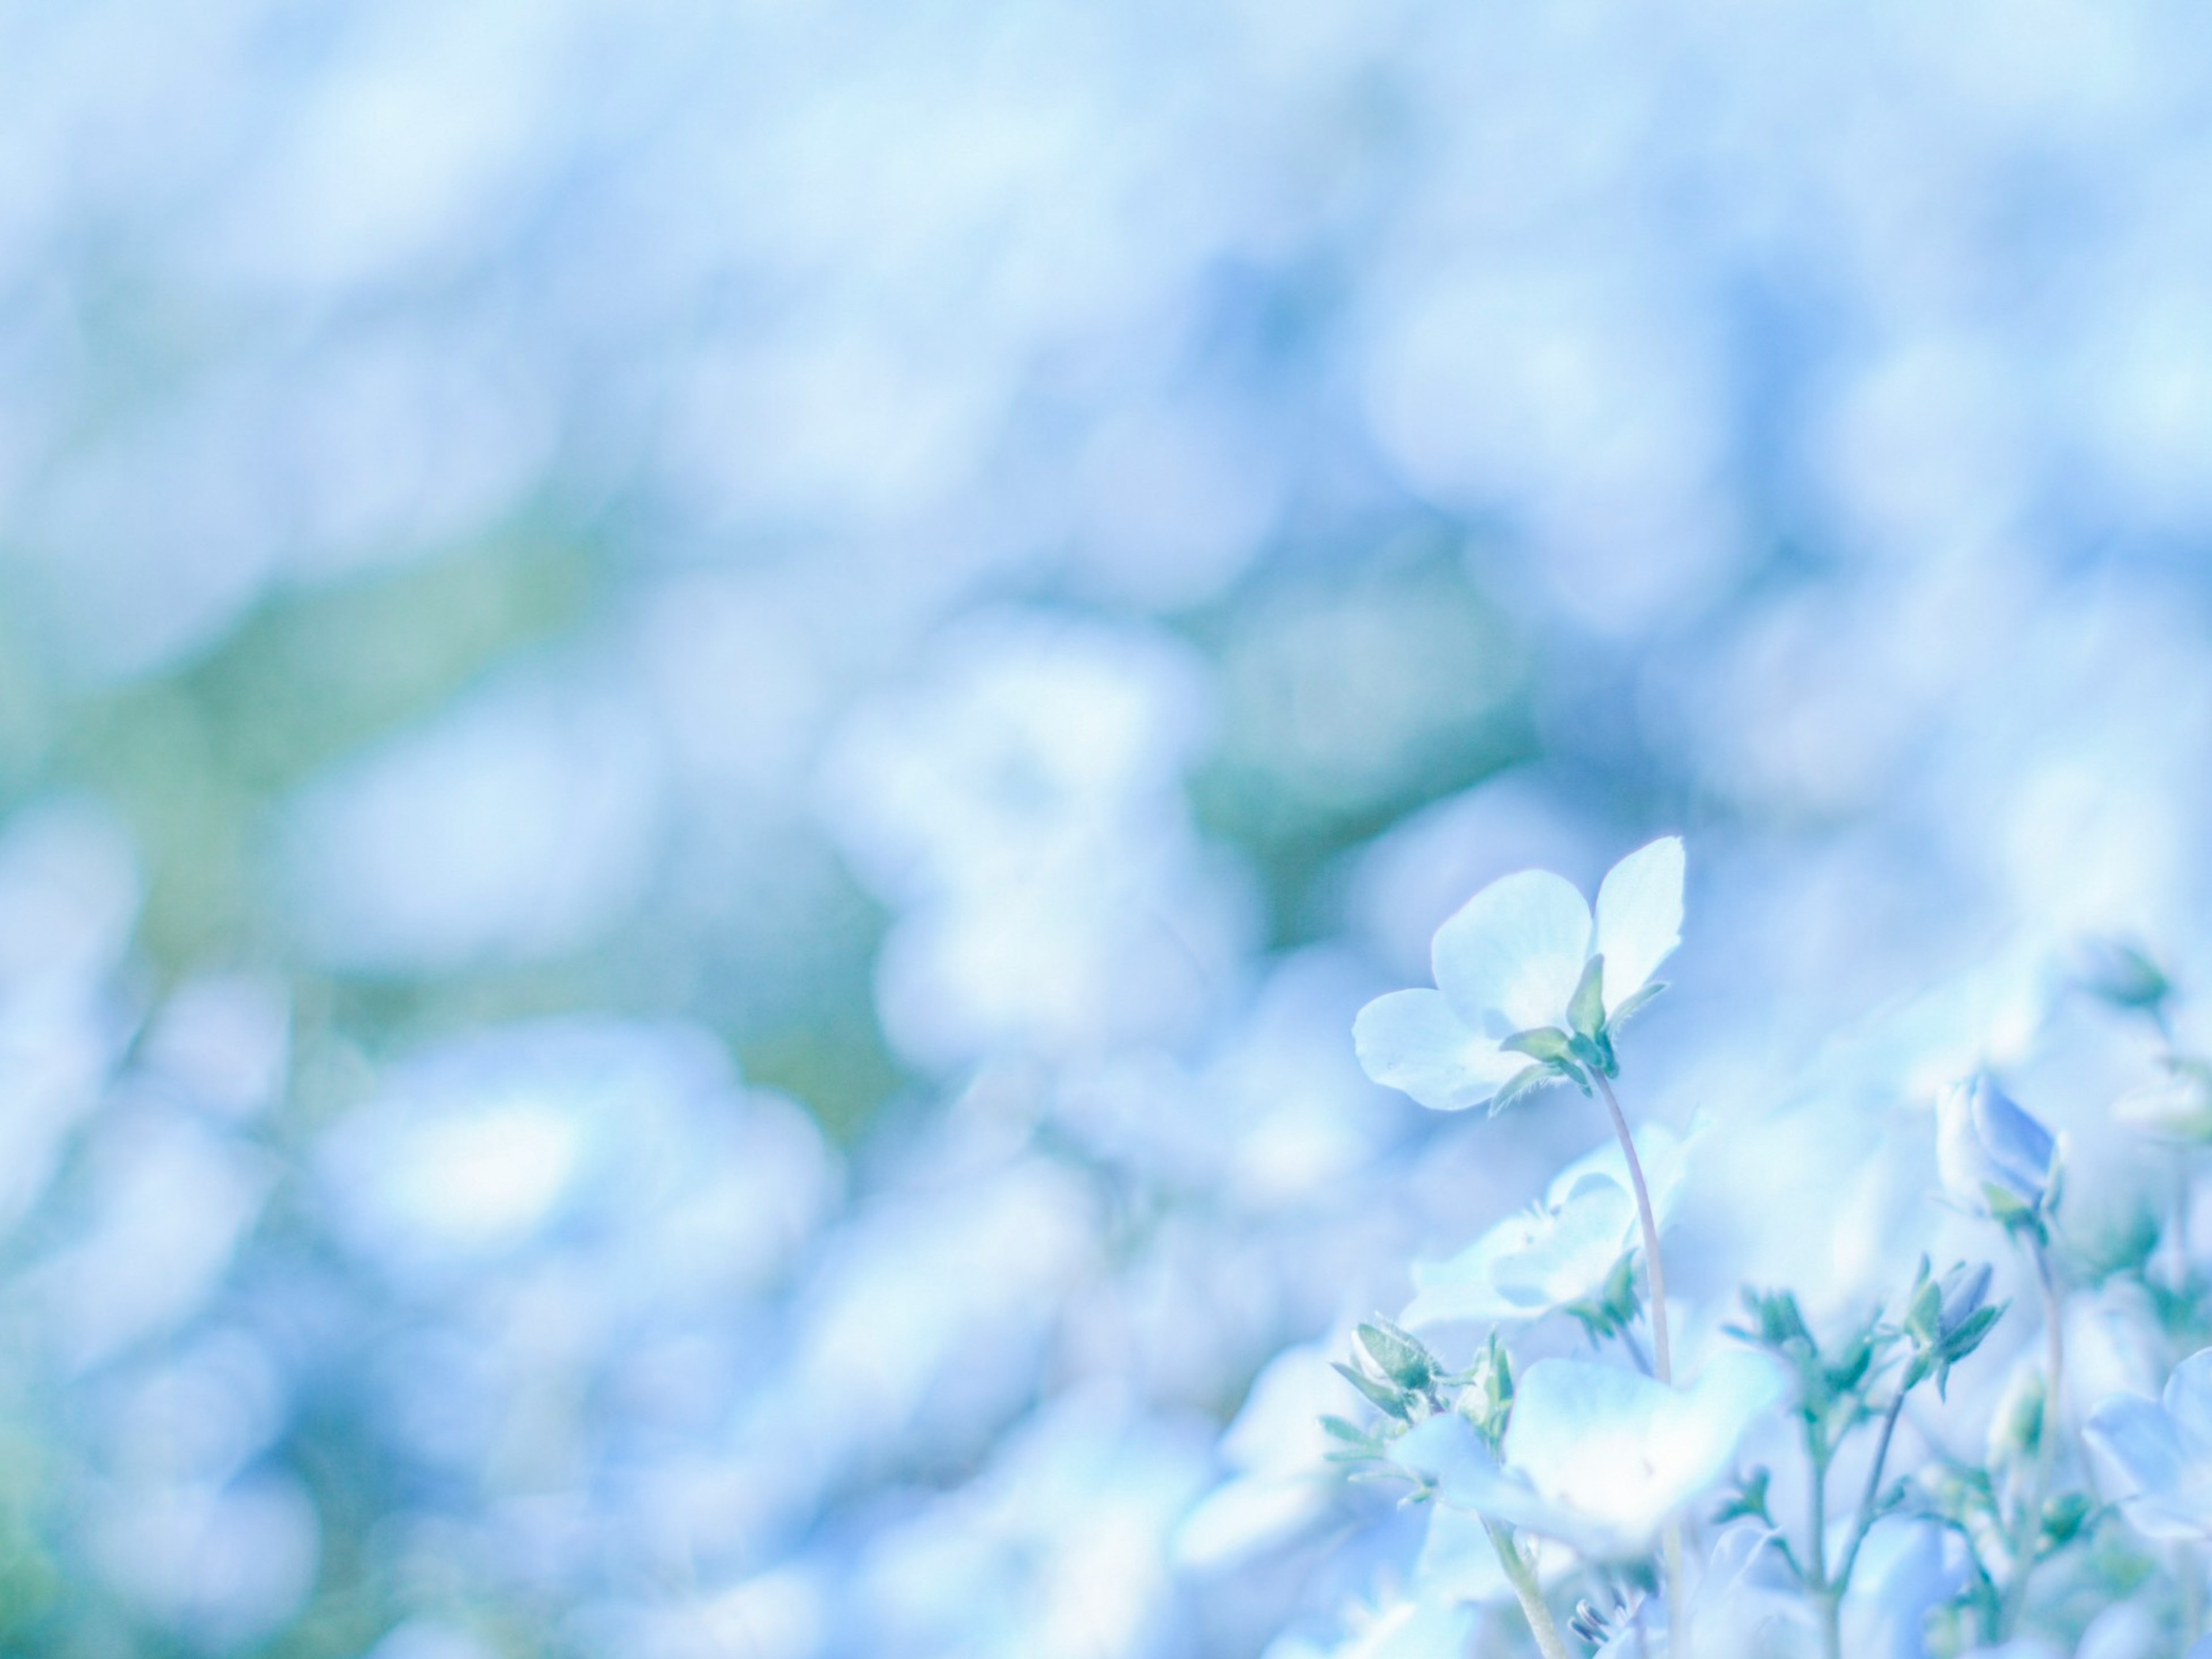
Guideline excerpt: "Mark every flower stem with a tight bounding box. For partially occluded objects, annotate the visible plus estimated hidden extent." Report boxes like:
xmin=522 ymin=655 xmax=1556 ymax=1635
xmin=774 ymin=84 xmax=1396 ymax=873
xmin=1835 ymin=1387 xmax=1907 ymax=1592
xmin=1998 ymin=1233 xmax=2066 ymax=1637
xmin=1592 ymin=1071 xmax=1669 ymax=1384
xmin=1592 ymin=1071 xmax=1685 ymax=1653
xmin=1483 ymin=1518 xmax=1571 ymax=1659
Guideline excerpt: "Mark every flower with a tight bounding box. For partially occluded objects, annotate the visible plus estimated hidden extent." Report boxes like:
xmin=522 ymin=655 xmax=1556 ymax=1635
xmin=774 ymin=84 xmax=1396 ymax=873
xmin=1387 ymin=1350 xmax=1786 ymax=1559
xmin=1354 ymin=838 xmax=1685 ymax=1113
xmin=1936 ymin=1075 xmax=2058 ymax=1224
xmin=2084 ymin=1347 xmax=2212 ymax=1541
xmin=2112 ymin=1058 xmax=2212 ymax=1142
xmin=1400 ymin=1123 xmax=1692 ymax=1330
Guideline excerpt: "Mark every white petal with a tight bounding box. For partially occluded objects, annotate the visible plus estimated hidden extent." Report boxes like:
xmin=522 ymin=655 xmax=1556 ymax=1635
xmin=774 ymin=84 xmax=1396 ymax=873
xmin=1412 ymin=1504 xmax=1518 ymax=1604
xmin=1354 ymin=989 xmax=1525 ymax=1113
xmin=1665 ymin=1350 xmax=1790 ymax=1498
xmin=1506 ymin=1359 xmax=1678 ymax=1541
xmin=1488 ymin=1185 xmax=1637 ymax=1312
xmin=1593 ymin=837 xmax=1685 ymax=1015
xmin=1403 ymin=1214 xmax=1544 ymax=1329
xmin=2166 ymin=1348 xmax=2212 ymax=1451
xmin=1505 ymin=1353 xmax=1781 ymax=1556
xmin=2086 ymin=1395 xmax=2206 ymax=1539
xmin=1390 ymin=1414 xmax=1567 ymax=1541
xmin=1544 ymin=1122 xmax=1692 ymax=1225
xmin=1431 ymin=869 xmax=1592 ymax=1035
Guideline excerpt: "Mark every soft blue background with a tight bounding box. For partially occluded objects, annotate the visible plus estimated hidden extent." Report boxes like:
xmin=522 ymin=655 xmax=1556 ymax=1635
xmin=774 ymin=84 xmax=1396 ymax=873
xmin=1 ymin=2 xmax=2209 ymax=1653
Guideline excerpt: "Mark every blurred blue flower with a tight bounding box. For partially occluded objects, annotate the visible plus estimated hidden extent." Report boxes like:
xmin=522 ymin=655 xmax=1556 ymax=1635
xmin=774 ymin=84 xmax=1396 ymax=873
xmin=1401 ymin=1123 xmax=1691 ymax=1331
xmin=1389 ymin=1350 xmax=1785 ymax=1559
xmin=2085 ymin=1348 xmax=2212 ymax=1541
xmin=1937 ymin=1075 xmax=2058 ymax=1224
xmin=1354 ymin=838 xmax=1684 ymax=1113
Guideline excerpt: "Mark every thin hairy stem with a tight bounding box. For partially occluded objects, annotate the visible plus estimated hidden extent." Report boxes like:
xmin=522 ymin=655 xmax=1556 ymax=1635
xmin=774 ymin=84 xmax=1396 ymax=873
xmin=1835 ymin=1388 xmax=1908 ymax=1592
xmin=1592 ymin=1072 xmax=1669 ymax=1383
xmin=1998 ymin=1233 xmax=2066 ymax=1637
xmin=1805 ymin=1438 xmax=1839 ymax=1659
xmin=1483 ymin=1518 xmax=1571 ymax=1659
xmin=1592 ymin=1071 xmax=1685 ymax=1653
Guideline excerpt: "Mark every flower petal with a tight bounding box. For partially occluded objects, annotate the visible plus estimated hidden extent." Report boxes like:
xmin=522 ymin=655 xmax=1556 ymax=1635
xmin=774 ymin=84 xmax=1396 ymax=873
xmin=1544 ymin=1122 xmax=1692 ymax=1225
xmin=1354 ymin=990 xmax=1525 ymax=1112
xmin=1389 ymin=1413 xmax=1569 ymax=1541
xmin=2086 ymin=1393 xmax=2205 ymax=1539
xmin=2165 ymin=1348 xmax=2212 ymax=1455
xmin=1593 ymin=837 xmax=1684 ymax=1016
xmin=1431 ymin=869 xmax=1593 ymax=1036
xmin=1974 ymin=1081 xmax=2056 ymax=1198
xmin=1504 ymin=1353 xmax=1782 ymax=1556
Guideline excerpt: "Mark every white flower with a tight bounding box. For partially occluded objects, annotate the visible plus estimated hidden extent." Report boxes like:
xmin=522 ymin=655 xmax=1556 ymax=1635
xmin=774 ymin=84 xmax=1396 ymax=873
xmin=1388 ymin=1350 xmax=1785 ymax=1559
xmin=1937 ymin=1075 xmax=2058 ymax=1223
xmin=1401 ymin=1124 xmax=1692 ymax=1330
xmin=2085 ymin=1347 xmax=2212 ymax=1541
xmin=1354 ymin=838 xmax=1684 ymax=1113
xmin=2112 ymin=1059 xmax=2212 ymax=1142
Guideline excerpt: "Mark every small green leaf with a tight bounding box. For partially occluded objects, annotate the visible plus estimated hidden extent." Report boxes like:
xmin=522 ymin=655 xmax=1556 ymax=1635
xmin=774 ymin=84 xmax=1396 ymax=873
xmin=1567 ymin=954 xmax=1606 ymax=1040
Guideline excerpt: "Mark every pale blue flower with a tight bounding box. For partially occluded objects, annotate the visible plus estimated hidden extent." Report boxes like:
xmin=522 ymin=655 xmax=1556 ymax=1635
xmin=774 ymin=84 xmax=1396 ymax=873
xmin=1401 ymin=1123 xmax=1692 ymax=1330
xmin=1354 ymin=838 xmax=1685 ymax=1113
xmin=1388 ymin=1350 xmax=1785 ymax=1559
xmin=1937 ymin=1075 xmax=2058 ymax=1222
xmin=2085 ymin=1347 xmax=2212 ymax=1542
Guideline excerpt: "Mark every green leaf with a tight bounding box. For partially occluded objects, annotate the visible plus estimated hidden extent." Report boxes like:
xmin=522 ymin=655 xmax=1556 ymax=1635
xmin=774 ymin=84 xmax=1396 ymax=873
xmin=1567 ymin=954 xmax=1606 ymax=1040
xmin=1502 ymin=1027 xmax=1575 ymax=1064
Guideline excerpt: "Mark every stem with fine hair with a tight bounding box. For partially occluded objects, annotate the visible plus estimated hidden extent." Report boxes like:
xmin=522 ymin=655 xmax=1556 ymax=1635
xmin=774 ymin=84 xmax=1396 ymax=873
xmin=1998 ymin=1233 xmax=2066 ymax=1637
xmin=1592 ymin=1071 xmax=1670 ymax=1384
xmin=1591 ymin=1070 xmax=1685 ymax=1652
xmin=1835 ymin=1388 xmax=1908 ymax=1592
xmin=1484 ymin=1517 xmax=1571 ymax=1659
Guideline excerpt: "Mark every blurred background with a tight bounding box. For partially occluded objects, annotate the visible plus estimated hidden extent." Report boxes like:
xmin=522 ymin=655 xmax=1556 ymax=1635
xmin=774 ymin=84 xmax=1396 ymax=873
xmin=3 ymin=1 xmax=2212 ymax=1653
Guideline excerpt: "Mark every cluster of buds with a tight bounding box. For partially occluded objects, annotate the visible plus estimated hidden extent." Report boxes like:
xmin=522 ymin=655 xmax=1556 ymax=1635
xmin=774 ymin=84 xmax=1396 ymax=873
xmin=1899 ymin=1257 xmax=2003 ymax=1399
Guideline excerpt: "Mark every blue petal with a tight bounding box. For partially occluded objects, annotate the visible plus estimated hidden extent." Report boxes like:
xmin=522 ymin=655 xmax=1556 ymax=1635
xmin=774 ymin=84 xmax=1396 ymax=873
xmin=1354 ymin=988 xmax=1526 ymax=1112
xmin=1973 ymin=1080 xmax=2056 ymax=1194
xmin=1430 ymin=869 xmax=1593 ymax=1036
xmin=1593 ymin=837 xmax=1685 ymax=1016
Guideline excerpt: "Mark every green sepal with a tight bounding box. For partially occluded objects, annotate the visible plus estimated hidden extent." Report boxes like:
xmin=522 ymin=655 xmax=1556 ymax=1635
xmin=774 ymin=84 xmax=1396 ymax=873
xmin=1713 ymin=1465 xmax=1773 ymax=1527
xmin=2039 ymin=1491 xmax=2093 ymax=1551
xmin=1502 ymin=1027 xmax=1576 ymax=1065
xmin=1605 ymin=980 xmax=1668 ymax=1029
xmin=1357 ymin=1319 xmax=1438 ymax=1392
xmin=1487 ymin=1063 xmax=1556 ymax=1118
xmin=1563 ymin=1252 xmax=1641 ymax=1341
xmin=1567 ymin=954 xmax=1607 ymax=1040
xmin=1331 ymin=1360 xmax=1412 ymax=1421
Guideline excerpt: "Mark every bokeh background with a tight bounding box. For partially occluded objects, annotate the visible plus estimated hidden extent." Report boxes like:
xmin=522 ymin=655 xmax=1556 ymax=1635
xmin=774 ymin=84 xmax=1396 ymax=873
xmin=3 ymin=2 xmax=2212 ymax=1654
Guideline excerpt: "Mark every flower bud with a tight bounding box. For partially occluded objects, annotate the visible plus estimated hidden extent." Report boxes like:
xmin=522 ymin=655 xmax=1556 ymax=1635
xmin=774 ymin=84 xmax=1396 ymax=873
xmin=1938 ymin=1075 xmax=2058 ymax=1224
xmin=1936 ymin=1260 xmax=1994 ymax=1340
